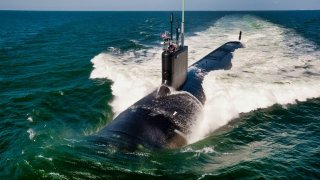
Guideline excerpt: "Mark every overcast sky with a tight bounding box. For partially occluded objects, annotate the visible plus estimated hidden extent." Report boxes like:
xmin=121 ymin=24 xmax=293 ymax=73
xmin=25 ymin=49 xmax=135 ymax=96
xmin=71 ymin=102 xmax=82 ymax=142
xmin=1 ymin=0 xmax=320 ymax=11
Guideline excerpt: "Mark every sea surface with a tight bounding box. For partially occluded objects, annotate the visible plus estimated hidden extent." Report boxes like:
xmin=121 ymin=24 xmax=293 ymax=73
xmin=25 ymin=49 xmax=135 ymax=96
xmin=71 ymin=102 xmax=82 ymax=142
xmin=0 ymin=11 xmax=320 ymax=179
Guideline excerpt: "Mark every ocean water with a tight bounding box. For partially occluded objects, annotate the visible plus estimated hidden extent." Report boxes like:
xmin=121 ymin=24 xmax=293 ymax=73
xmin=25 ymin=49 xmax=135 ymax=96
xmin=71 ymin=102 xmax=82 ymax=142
xmin=0 ymin=11 xmax=320 ymax=179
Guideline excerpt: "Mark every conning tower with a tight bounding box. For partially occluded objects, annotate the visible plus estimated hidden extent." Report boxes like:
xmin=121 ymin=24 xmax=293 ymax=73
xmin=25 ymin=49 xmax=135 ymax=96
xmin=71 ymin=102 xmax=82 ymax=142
xmin=161 ymin=0 xmax=188 ymax=90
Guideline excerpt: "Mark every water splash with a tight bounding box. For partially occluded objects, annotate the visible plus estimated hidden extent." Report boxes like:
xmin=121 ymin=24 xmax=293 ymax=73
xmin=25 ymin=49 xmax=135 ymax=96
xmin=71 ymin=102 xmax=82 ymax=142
xmin=27 ymin=128 xmax=36 ymax=140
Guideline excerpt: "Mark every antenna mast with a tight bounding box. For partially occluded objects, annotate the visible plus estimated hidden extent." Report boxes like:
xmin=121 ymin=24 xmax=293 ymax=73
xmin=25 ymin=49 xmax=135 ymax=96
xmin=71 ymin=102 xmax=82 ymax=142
xmin=181 ymin=0 xmax=185 ymax=47
xmin=170 ymin=13 xmax=173 ymax=43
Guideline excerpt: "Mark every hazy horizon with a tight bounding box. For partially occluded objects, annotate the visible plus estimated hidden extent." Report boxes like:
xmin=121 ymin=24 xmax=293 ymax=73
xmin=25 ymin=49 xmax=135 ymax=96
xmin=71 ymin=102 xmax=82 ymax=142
xmin=1 ymin=9 xmax=320 ymax=12
xmin=1 ymin=0 xmax=320 ymax=11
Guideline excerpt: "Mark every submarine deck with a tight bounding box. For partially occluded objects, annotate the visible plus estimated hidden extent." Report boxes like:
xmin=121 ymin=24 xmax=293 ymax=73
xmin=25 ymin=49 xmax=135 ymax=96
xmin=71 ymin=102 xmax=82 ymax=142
xmin=192 ymin=41 xmax=243 ymax=72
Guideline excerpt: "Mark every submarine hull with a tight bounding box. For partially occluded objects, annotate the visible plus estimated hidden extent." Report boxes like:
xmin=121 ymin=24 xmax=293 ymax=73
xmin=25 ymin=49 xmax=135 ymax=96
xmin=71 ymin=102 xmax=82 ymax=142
xmin=94 ymin=41 xmax=243 ymax=150
xmin=96 ymin=90 xmax=202 ymax=150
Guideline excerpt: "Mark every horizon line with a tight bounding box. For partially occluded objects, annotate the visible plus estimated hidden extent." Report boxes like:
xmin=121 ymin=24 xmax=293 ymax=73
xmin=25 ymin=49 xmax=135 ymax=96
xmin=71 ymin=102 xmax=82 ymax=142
xmin=1 ymin=9 xmax=320 ymax=12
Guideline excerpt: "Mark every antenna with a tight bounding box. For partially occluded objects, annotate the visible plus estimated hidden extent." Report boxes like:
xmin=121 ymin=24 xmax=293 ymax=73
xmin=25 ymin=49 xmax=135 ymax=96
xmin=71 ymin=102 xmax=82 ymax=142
xmin=170 ymin=13 xmax=173 ymax=42
xmin=181 ymin=0 xmax=185 ymax=47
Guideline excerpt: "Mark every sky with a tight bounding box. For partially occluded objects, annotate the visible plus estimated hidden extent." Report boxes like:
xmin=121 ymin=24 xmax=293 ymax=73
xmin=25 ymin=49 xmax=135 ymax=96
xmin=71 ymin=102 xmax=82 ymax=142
xmin=0 ymin=0 xmax=320 ymax=11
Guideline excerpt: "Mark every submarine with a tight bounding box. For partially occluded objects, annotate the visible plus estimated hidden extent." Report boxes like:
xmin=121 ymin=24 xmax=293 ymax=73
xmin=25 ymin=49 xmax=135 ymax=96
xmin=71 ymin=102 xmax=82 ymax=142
xmin=92 ymin=1 xmax=243 ymax=150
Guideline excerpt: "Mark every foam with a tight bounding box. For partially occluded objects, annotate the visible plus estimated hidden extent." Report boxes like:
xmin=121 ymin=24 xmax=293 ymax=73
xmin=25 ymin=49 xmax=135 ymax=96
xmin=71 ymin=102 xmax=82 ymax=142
xmin=181 ymin=146 xmax=215 ymax=154
xmin=27 ymin=128 xmax=36 ymax=140
xmin=90 ymin=15 xmax=320 ymax=143
xmin=90 ymin=48 xmax=163 ymax=115
xmin=27 ymin=116 xmax=33 ymax=122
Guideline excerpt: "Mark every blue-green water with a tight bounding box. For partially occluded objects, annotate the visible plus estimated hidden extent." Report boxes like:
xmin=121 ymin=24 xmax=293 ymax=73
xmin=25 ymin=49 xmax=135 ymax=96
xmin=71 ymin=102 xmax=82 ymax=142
xmin=1 ymin=11 xmax=320 ymax=179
